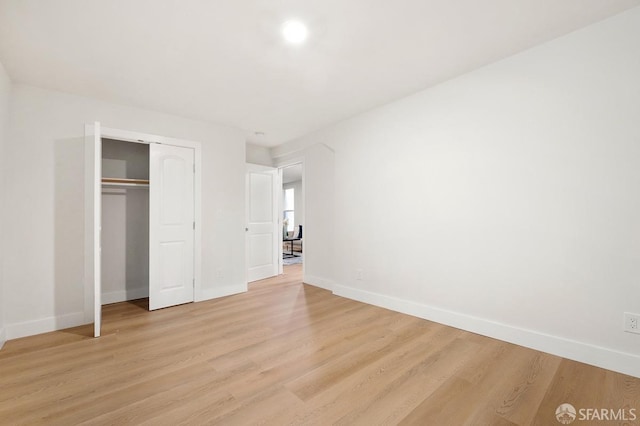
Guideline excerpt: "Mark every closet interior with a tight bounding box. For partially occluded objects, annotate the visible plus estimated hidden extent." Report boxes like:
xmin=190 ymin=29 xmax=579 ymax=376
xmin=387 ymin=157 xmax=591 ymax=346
xmin=101 ymin=138 xmax=150 ymax=305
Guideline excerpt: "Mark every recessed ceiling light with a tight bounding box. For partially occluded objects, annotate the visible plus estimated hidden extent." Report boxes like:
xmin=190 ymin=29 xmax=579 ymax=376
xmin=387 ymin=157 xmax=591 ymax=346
xmin=282 ymin=20 xmax=308 ymax=44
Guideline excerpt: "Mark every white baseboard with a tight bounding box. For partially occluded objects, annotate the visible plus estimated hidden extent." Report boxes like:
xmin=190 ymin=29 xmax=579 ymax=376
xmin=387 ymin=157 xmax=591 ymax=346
xmin=197 ymin=284 xmax=246 ymax=302
xmin=5 ymin=311 xmax=87 ymax=340
xmin=0 ymin=327 xmax=5 ymax=350
xmin=102 ymin=287 xmax=149 ymax=305
xmin=304 ymin=274 xmax=334 ymax=291
xmin=333 ymin=284 xmax=640 ymax=379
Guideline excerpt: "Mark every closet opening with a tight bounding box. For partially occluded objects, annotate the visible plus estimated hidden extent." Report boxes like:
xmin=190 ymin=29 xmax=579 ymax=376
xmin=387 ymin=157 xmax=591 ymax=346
xmin=101 ymin=138 xmax=150 ymax=305
xmin=86 ymin=123 xmax=201 ymax=337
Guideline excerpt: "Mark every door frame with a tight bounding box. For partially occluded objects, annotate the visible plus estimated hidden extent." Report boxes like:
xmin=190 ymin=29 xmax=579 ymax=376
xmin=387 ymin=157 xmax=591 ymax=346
xmin=84 ymin=123 xmax=202 ymax=336
xmin=277 ymin=160 xmax=305 ymax=277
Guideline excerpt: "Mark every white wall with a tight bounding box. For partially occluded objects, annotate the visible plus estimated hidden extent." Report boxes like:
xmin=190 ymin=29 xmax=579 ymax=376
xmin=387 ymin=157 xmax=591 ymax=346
xmin=0 ymin=61 xmax=11 ymax=348
xmin=3 ymin=84 xmax=246 ymax=339
xmin=246 ymin=143 xmax=273 ymax=167
xmin=281 ymin=8 xmax=640 ymax=377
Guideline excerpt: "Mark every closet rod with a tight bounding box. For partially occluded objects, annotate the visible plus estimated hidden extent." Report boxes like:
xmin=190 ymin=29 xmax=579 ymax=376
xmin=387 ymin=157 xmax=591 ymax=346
xmin=102 ymin=177 xmax=150 ymax=185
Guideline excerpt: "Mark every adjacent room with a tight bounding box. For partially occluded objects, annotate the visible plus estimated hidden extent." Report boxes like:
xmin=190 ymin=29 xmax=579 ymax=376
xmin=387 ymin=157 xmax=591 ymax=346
xmin=282 ymin=163 xmax=303 ymax=266
xmin=1 ymin=1 xmax=640 ymax=424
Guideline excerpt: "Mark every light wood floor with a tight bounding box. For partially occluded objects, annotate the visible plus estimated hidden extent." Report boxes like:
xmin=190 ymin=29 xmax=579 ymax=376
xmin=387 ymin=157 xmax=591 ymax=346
xmin=1 ymin=264 xmax=639 ymax=425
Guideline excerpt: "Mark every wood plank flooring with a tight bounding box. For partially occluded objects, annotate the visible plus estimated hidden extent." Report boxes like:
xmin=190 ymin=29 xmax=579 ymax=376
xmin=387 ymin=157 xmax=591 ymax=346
xmin=1 ymin=264 xmax=639 ymax=425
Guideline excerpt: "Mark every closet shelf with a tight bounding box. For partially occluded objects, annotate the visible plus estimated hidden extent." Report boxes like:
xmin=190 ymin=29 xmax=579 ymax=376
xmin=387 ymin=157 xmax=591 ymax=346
xmin=102 ymin=178 xmax=150 ymax=187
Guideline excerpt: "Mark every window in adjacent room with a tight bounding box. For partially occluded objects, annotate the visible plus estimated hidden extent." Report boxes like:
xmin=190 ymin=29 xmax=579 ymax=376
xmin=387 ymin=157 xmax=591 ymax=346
xmin=283 ymin=187 xmax=295 ymax=233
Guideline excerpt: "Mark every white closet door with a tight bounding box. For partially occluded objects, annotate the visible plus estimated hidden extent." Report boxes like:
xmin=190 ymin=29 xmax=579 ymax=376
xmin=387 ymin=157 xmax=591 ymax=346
xmin=85 ymin=122 xmax=102 ymax=337
xmin=149 ymin=144 xmax=195 ymax=310
xmin=246 ymin=166 xmax=279 ymax=282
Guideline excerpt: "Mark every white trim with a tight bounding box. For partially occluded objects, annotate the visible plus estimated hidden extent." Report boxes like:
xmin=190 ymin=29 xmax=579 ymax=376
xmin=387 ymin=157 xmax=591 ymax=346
xmin=300 ymin=161 xmax=305 ymax=281
xmin=333 ymin=283 xmax=640 ymax=379
xmin=277 ymin=167 xmax=284 ymax=275
xmin=198 ymin=284 xmax=247 ymax=302
xmin=5 ymin=312 xmax=87 ymax=340
xmin=84 ymin=122 xmax=102 ymax=337
xmin=303 ymin=275 xmax=334 ymax=291
xmin=102 ymin=287 xmax=149 ymax=305
xmin=193 ymin=143 xmax=202 ymax=303
xmin=99 ymin=126 xmax=202 ymax=149
xmin=0 ymin=328 xmax=6 ymax=349
xmin=83 ymin=123 xmax=94 ymax=324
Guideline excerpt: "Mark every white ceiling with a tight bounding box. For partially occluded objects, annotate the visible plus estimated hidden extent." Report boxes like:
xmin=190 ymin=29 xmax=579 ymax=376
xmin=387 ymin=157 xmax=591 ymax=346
xmin=1 ymin=1 xmax=638 ymax=147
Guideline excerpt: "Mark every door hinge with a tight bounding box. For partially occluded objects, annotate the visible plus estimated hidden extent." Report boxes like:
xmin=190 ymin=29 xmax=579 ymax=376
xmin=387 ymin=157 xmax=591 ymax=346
xmin=193 ymin=221 xmax=195 ymax=230
xmin=193 ymin=164 xmax=195 ymax=173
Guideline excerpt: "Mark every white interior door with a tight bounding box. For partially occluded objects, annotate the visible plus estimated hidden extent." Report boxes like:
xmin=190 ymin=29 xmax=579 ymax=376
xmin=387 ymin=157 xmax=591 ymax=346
xmin=149 ymin=144 xmax=195 ymax=310
xmin=84 ymin=122 xmax=102 ymax=337
xmin=246 ymin=165 xmax=279 ymax=282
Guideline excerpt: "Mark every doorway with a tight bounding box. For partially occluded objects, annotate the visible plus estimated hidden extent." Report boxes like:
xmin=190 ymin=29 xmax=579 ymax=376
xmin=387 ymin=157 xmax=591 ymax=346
xmin=281 ymin=163 xmax=303 ymax=268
